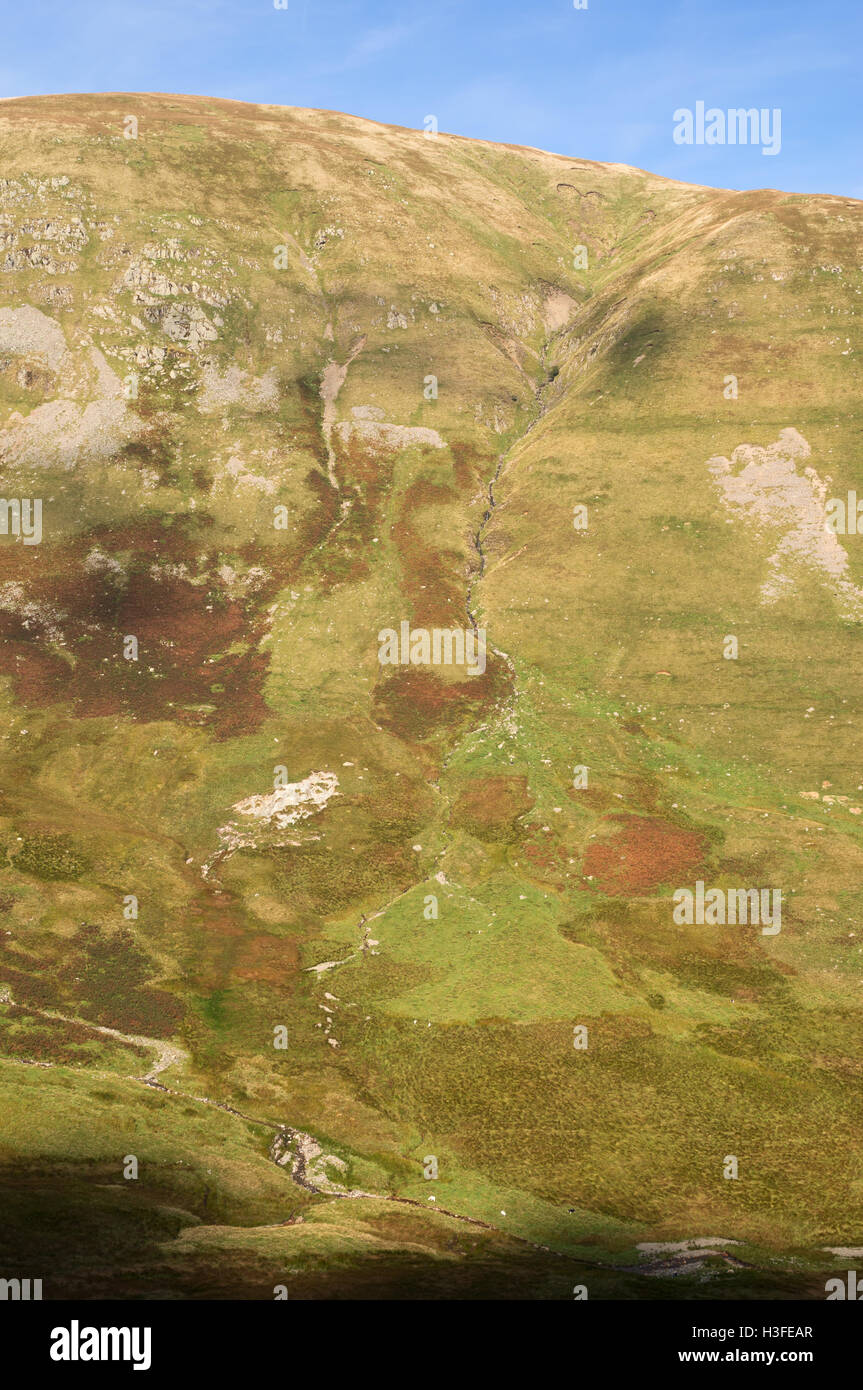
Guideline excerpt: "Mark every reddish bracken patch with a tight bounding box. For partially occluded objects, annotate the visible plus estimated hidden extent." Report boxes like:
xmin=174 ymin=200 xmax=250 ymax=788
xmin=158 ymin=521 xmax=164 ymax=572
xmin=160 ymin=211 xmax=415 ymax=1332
xmin=583 ymin=815 xmax=706 ymax=895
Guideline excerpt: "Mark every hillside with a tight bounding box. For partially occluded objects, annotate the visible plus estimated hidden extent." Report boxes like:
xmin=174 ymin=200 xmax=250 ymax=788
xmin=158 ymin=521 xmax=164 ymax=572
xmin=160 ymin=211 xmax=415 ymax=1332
xmin=0 ymin=92 xmax=862 ymax=1298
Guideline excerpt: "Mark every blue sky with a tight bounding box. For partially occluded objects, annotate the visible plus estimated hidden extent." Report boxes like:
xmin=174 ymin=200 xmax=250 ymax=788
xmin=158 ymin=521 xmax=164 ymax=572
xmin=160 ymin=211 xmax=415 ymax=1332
xmin=4 ymin=0 xmax=861 ymax=196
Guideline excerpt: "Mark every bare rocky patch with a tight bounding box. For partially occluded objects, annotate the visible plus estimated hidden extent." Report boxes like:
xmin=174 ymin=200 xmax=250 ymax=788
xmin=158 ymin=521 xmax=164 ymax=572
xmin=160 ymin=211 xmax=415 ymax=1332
xmin=707 ymin=427 xmax=863 ymax=617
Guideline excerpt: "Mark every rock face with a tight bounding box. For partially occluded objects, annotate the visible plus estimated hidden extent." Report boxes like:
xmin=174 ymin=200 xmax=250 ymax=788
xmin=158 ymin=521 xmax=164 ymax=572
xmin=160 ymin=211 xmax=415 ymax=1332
xmin=0 ymin=328 xmax=139 ymax=470
xmin=334 ymin=416 xmax=446 ymax=450
xmin=0 ymin=304 xmax=68 ymax=370
xmin=708 ymin=427 xmax=863 ymax=617
xmin=0 ymin=92 xmax=862 ymax=1301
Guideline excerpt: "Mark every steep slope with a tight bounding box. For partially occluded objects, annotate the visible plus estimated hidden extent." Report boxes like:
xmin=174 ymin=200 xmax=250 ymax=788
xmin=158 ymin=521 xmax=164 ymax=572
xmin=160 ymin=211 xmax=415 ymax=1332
xmin=0 ymin=93 xmax=862 ymax=1299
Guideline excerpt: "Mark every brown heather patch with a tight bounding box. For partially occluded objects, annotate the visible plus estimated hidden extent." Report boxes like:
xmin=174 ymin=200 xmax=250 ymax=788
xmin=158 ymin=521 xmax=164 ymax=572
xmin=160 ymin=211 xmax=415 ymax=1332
xmin=0 ymin=1005 xmax=148 ymax=1066
xmin=0 ymin=957 xmax=57 ymax=1009
xmin=179 ymin=891 xmax=252 ymax=994
xmin=0 ymin=514 xmax=314 ymax=738
xmin=372 ymin=659 xmax=510 ymax=744
xmin=297 ymin=465 xmax=343 ymax=584
xmin=566 ymin=784 xmax=617 ymax=813
xmin=0 ymin=924 xmax=184 ymax=1038
xmin=57 ymin=924 xmax=185 ymax=1038
xmin=583 ymin=814 xmax=706 ymax=895
xmin=524 ymin=835 xmax=568 ymax=877
xmin=395 ymin=478 xmax=465 ymax=627
xmin=516 ymin=823 xmax=584 ymax=893
xmin=231 ymin=932 xmax=300 ymax=986
xmin=293 ymin=374 xmax=330 ymax=470
xmin=177 ymin=882 xmax=307 ymax=995
xmin=337 ymin=431 xmax=399 ymax=494
xmin=450 ymin=775 xmax=534 ymax=842
xmin=448 ymin=439 xmax=498 ymax=495
xmin=119 ymin=419 xmax=178 ymax=488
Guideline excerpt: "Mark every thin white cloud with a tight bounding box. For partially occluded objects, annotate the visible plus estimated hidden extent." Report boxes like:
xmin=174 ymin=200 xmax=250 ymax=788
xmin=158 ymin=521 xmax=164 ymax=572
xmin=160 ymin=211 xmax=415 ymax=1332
xmin=309 ymin=20 xmax=421 ymax=77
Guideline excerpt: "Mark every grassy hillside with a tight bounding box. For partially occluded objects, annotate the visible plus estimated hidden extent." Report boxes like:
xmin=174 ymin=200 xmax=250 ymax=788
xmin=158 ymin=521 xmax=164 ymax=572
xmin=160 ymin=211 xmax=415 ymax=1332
xmin=0 ymin=92 xmax=861 ymax=1298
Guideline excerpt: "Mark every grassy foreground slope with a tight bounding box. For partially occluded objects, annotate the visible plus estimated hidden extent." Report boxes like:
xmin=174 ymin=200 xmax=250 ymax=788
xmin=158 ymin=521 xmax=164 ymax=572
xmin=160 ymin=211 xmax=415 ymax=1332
xmin=0 ymin=93 xmax=862 ymax=1298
